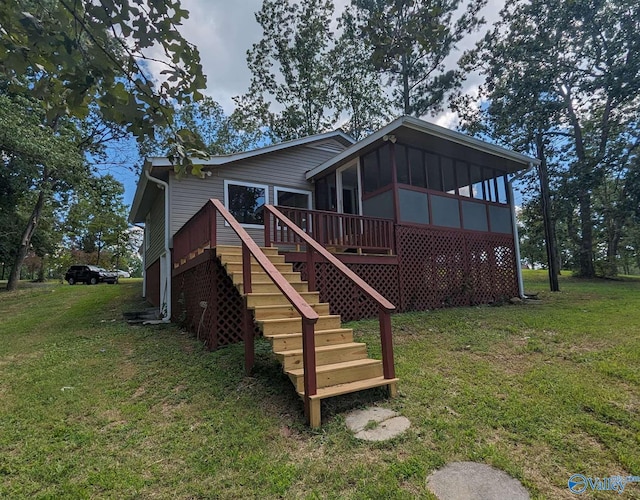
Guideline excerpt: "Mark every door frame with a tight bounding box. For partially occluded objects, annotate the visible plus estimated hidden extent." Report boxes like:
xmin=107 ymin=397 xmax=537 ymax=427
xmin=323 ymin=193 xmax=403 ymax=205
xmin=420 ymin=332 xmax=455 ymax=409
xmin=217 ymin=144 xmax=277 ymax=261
xmin=336 ymin=160 xmax=363 ymax=215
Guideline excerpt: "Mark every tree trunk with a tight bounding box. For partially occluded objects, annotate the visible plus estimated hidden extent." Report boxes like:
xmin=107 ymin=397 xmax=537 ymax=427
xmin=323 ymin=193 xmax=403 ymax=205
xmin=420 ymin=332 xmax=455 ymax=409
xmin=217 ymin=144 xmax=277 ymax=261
xmin=578 ymin=191 xmax=595 ymax=277
xmin=6 ymin=189 xmax=45 ymax=291
xmin=401 ymin=54 xmax=410 ymax=115
xmin=536 ymin=134 xmax=560 ymax=291
xmin=563 ymin=88 xmax=595 ymax=278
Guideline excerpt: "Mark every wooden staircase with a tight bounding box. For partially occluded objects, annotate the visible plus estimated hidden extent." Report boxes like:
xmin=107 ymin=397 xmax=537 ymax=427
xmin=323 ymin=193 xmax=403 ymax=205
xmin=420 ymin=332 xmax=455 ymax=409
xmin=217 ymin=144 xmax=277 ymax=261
xmin=216 ymin=244 xmax=398 ymax=426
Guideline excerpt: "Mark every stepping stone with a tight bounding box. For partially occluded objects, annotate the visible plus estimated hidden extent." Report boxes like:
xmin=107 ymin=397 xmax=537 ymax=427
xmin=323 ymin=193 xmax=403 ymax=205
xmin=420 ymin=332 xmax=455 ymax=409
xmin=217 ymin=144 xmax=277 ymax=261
xmin=427 ymin=462 xmax=529 ymax=500
xmin=345 ymin=407 xmax=410 ymax=441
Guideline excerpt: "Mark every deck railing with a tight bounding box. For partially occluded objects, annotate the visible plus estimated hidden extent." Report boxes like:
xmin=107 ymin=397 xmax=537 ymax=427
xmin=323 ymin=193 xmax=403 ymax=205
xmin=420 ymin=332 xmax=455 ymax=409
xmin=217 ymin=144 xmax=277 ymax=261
xmin=173 ymin=200 xmax=321 ymax=421
xmin=264 ymin=205 xmax=397 ymax=381
xmin=268 ymin=206 xmax=395 ymax=254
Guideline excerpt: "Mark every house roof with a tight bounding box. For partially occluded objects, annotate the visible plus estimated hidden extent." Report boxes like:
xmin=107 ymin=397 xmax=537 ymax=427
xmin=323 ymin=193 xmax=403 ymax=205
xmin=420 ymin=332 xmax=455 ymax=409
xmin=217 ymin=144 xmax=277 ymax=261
xmin=305 ymin=115 xmax=540 ymax=180
xmin=145 ymin=129 xmax=354 ymax=169
xmin=128 ymin=129 xmax=355 ymax=224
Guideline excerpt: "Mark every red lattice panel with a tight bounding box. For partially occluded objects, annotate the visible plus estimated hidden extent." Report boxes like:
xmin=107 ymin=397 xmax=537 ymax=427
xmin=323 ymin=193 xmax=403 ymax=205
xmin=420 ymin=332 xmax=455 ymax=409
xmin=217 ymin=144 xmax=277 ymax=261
xmin=145 ymin=258 xmax=161 ymax=307
xmin=397 ymin=226 xmax=518 ymax=310
xmin=292 ymin=261 xmax=399 ymax=322
xmin=172 ymin=253 xmax=257 ymax=350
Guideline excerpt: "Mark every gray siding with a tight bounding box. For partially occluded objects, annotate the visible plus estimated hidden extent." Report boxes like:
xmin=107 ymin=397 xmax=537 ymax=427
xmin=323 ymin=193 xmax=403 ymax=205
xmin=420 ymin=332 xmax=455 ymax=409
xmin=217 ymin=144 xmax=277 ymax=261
xmin=169 ymin=142 xmax=344 ymax=246
xmin=146 ymin=191 xmax=165 ymax=265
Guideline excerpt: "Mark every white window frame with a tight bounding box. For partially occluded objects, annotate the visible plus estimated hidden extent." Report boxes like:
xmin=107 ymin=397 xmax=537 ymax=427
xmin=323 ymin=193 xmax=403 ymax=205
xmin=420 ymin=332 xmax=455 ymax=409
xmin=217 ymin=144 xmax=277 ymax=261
xmin=223 ymin=179 xmax=269 ymax=229
xmin=274 ymin=186 xmax=313 ymax=210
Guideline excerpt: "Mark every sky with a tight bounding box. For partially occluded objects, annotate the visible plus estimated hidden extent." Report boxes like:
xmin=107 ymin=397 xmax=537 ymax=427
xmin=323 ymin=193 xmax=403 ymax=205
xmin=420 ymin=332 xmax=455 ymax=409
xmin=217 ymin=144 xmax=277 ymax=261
xmin=113 ymin=0 xmax=508 ymax=210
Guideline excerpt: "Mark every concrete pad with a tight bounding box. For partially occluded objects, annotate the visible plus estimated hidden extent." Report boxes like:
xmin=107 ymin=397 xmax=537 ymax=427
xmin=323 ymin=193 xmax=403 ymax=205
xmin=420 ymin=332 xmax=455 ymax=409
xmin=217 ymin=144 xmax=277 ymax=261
xmin=427 ymin=462 xmax=529 ymax=500
xmin=345 ymin=407 xmax=410 ymax=441
xmin=354 ymin=416 xmax=411 ymax=441
xmin=345 ymin=407 xmax=397 ymax=432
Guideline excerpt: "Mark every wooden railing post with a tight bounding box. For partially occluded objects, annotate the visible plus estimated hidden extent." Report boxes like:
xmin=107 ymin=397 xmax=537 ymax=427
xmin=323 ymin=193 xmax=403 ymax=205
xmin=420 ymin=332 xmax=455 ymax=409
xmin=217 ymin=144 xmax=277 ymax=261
xmin=210 ymin=204 xmax=217 ymax=250
xmin=264 ymin=210 xmax=271 ymax=248
xmin=302 ymin=317 xmax=318 ymax=425
xmin=242 ymin=242 xmax=254 ymax=375
xmin=306 ymin=244 xmax=316 ymax=292
xmin=379 ymin=306 xmax=395 ymax=380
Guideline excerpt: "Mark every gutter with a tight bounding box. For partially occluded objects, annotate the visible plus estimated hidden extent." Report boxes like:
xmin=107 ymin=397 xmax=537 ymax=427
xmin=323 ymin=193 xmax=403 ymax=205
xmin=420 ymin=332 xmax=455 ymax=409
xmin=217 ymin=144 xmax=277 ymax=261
xmin=144 ymin=166 xmax=172 ymax=322
xmin=508 ymin=163 xmax=535 ymax=298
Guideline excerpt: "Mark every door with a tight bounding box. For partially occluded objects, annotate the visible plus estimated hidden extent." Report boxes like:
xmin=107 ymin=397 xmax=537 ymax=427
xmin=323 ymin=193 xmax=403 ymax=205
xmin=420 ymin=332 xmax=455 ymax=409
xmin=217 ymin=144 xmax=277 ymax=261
xmin=335 ymin=162 xmax=362 ymax=246
xmin=336 ymin=162 xmax=361 ymax=215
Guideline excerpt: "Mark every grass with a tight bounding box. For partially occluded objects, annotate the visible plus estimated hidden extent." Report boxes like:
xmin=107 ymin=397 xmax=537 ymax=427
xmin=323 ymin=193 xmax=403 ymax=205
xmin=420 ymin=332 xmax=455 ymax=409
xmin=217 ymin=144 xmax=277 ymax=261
xmin=0 ymin=271 xmax=638 ymax=499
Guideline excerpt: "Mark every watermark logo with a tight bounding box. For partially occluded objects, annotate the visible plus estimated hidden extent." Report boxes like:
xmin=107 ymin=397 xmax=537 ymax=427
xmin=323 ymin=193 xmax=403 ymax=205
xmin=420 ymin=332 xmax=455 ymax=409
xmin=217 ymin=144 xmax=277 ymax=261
xmin=568 ymin=473 xmax=640 ymax=494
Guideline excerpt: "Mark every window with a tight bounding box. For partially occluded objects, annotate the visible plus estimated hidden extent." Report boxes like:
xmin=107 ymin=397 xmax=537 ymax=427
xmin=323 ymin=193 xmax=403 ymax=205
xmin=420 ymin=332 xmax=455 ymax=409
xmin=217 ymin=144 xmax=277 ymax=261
xmin=315 ymin=173 xmax=337 ymax=211
xmin=362 ymin=150 xmax=379 ymax=193
xmin=456 ymin=161 xmax=471 ymax=197
xmin=426 ymin=153 xmax=442 ymax=191
xmin=395 ymin=144 xmax=410 ymax=184
xmin=224 ymin=180 xmax=268 ymax=227
xmin=274 ymin=187 xmax=312 ymax=209
xmin=409 ymin=148 xmax=426 ymax=188
xmin=441 ymin=157 xmax=456 ymax=194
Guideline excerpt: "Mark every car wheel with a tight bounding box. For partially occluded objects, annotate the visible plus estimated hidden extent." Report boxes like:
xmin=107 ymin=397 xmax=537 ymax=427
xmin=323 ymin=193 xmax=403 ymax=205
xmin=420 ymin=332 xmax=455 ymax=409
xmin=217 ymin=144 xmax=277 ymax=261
xmin=68 ymin=277 xmax=76 ymax=285
xmin=89 ymin=277 xmax=98 ymax=285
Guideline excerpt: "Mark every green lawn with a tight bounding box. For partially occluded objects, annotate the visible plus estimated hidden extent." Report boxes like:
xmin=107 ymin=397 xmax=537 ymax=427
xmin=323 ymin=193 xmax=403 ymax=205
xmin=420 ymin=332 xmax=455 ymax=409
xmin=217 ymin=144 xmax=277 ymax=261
xmin=1 ymin=272 xmax=638 ymax=499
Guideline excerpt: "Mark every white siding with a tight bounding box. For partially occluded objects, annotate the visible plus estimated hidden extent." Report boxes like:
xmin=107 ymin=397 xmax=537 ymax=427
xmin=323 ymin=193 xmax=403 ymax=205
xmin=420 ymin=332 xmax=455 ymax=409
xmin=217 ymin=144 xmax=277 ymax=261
xmin=146 ymin=191 xmax=165 ymax=265
xmin=169 ymin=141 xmax=344 ymax=246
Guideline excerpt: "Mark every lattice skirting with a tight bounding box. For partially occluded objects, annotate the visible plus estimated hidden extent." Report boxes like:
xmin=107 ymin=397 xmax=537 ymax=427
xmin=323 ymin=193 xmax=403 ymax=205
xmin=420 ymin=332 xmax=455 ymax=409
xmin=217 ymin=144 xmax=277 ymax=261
xmin=172 ymin=252 xmax=258 ymax=350
xmin=145 ymin=258 xmax=161 ymax=307
xmin=396 ymin=225 xmax=518 ymax=311
xmin=292 ymin=261 xmax=400 ymax=322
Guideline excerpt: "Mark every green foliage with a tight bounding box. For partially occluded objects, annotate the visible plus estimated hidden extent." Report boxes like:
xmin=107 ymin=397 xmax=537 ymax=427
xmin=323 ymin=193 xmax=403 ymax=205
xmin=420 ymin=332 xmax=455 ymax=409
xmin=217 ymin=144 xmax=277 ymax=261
xmin=352 ymin=0 xmax=487 ymax=117
xmin=142 ymin=96 xmax=263 ymax=159
xmin=239 ymin=0 xmax=338 ymax=141
xmin=0 ymin=0 xmax=205 ymax=147
xmin=65 ymin=175 xmax=129 ymax=267
xmin=238 ymin=0 xmax=390 ymax=141
xmin=331 ymin=6 xmax=391 ymax=140
xmin=0 ymin=0 xmax=206 ymax=290
xmin=460 ymin=0 xmax=640 ymax=278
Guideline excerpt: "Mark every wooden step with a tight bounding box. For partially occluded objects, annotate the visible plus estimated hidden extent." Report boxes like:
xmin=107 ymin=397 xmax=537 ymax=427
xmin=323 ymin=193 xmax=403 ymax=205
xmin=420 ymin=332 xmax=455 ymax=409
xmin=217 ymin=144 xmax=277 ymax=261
xmin=258 ymin=315 xmax=341 ymax=336
xmin=224 ymin=261 xmax=292 ymax=273
xmin=287 ymin=359 xmax=383 ymax=393
xmin=231 ymin=271 xmax=301 ymax=286
xmin=246 ymin=292 xmax=320 ymax=307
xmin=275 ymin=342 xmax=368 ymax=371
xmin=237 ymin=281 xmax=308 ymax=294
xmin=252 ymin=303 xmax=331 ymax=320
xmin=269 ymin=328 xmax=353 ymax=352
xmin=301 ymin=376 xmax=399 ymax=399
xmin=216 ymin=244 xmax=280 ymax=256
xmin=220 ymin=254 xmax=287 ymax=265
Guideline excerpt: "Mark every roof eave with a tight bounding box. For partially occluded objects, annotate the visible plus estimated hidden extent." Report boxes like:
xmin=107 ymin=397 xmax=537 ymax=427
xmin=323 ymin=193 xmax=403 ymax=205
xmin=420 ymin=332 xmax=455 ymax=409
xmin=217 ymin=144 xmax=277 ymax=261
xmin=128 ymin=159 xmax=152 ymax=224
xmin=306 ymin=116 xmax=540 ymax=180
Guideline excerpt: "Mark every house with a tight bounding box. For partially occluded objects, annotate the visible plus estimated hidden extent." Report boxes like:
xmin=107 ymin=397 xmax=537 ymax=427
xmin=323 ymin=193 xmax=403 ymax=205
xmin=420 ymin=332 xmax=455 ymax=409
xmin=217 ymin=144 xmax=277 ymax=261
xmin=129 ymin=115 xmax=539 ymax=426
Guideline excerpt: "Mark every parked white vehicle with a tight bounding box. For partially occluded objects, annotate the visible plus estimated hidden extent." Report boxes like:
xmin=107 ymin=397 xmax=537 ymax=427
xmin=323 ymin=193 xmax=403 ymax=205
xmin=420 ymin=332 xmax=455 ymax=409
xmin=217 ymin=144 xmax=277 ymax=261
xmin=116 ymin=270 xmax=131 ymax=278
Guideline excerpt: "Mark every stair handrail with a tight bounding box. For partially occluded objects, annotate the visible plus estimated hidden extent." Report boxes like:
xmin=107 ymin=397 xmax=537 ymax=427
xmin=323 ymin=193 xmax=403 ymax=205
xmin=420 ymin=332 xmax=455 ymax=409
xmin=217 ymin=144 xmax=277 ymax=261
xmin=207 ymin=200 xmax=321 ymax=418
xmin=264 ymin=205 xmax=396 ymax=380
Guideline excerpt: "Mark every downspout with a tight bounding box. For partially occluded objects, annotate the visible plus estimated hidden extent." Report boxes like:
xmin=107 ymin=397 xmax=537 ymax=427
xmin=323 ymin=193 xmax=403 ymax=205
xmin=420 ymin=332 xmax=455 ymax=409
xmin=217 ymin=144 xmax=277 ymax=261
xmin=508 ymin=163 xmax=534 ymax=299
xmin=144 ymin=165 xmax=172 ymax=322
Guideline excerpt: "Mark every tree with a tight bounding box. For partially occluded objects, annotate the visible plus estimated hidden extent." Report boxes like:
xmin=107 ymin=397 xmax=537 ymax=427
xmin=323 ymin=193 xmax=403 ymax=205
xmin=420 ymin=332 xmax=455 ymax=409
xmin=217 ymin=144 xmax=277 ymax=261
xmin=0 ymin=0 xmax=206 ymax=290
xmin=142 ymin=97 xmax=263 ymax=157
xmin=238 ymin=0 xmax=338 ymax=141
xmin=65 ymin=175 xmax=128 ymax=267
xmin=331 ymin=6 xmax=391 ymax=140
xmin=0 ymin=93 xmax=87 ymax=290
xmin=352 ymin=0 xmax=487 ymax=117
xmin=462 ymin=0 xmax=640 ymax=279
